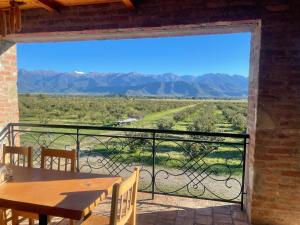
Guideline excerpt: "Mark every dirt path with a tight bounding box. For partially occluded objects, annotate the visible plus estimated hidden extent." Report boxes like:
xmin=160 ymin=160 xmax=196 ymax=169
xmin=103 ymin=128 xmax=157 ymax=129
xmin=79 ymin=155 xmax=242 ymax=201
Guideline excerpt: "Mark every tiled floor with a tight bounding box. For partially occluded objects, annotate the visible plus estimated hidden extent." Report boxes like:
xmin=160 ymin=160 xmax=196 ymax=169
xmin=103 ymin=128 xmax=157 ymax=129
xmin=92 ymin=193 xmax=250 ymax=225
xmin=18 ymin=193 xmax=250 ymax=225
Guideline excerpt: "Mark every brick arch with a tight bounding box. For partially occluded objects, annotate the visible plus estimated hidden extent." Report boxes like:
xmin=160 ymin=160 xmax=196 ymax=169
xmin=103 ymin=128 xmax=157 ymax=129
xmin=0 ymin=1 xmax=299 ymax=224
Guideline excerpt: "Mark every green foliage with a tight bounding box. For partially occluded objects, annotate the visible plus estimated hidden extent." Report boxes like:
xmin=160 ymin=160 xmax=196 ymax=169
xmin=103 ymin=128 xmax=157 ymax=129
xmin=124 ymin=132 xmax=150 ymax=154
xmin=173 ymin=105 xmax=199 ymax=123
xmin=156 ymin=117 xmax=174 ymax=130
xmin=19 ymin=94 xmax=248 ymax=134
xmin=217 ymin=102 xmax=247 ymax=132
xmin=19 ymin=94 xmax=192 ymax=126
xmin=173 ymin=112 xmax=185 ymax=122
xmin=18 ymin=96 xmax=248 ymax=179
xmin=187 ymin=103 xmax=217 ymax=132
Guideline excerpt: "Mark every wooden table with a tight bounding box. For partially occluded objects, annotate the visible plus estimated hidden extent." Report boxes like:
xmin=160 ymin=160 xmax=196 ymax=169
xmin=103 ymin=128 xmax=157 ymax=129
xmin=0 ymin=166 xmax=121 ymax=225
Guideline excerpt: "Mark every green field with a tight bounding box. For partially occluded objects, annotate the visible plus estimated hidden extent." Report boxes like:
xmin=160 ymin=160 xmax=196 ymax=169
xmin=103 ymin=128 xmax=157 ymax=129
xmin=18 ymin=94 xmax=248 ymax=199
xmin=19 ymin=94 xmax=247 ymax=132
xmin=18 ymin=94 xmax=247 ymax=175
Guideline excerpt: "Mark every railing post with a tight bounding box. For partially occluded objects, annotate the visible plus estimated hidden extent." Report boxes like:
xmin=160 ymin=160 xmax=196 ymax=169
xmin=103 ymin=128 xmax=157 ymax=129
xmin=11 ymin=125 xmax=15 ymax=146
xmin=240 ymin=137 xmax=248 ymax=210
xmin=151 ymin=131 xmax=156 ymax=200
xmin=7 ymin=124 xmax=11 ymax=146
xmin=76 ymin=128 xmax=80 ymax=172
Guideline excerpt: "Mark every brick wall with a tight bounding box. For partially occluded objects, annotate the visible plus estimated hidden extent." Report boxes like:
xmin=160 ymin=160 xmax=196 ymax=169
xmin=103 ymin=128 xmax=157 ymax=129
xmin=0 ymin=41 xmax=19 ymax=129
xmin=249 ymin=5 xmax=300 ymax=224
xmin=0 ymin=0 xmax=300 ymax=224
xmin=8 ymin=0 xmax=261 ymax=42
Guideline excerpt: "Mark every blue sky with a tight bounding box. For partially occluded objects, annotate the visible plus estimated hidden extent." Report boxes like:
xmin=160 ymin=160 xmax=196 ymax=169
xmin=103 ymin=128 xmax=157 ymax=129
xmin=17 ymin=32 xmax=251 ymax=77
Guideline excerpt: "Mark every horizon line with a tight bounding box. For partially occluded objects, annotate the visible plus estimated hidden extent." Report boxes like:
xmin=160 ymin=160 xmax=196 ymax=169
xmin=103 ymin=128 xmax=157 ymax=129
xmin=19 ymin=68 xmax=248 ymax=77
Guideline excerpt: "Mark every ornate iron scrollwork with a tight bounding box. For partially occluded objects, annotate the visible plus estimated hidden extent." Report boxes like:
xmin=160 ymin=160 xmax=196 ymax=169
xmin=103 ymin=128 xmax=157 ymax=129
xmin=1 ymin=124 xmax=248 ymax=206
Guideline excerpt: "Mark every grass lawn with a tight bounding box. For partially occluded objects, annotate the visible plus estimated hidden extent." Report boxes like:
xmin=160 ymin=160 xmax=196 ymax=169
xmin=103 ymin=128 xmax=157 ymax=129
xmin=131 ymin=104 xmax=197 ymax=128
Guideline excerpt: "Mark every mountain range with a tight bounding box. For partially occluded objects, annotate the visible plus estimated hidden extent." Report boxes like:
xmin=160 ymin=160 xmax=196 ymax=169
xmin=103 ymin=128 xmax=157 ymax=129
xmin=18 ymin=69 xmax=248 ymax=98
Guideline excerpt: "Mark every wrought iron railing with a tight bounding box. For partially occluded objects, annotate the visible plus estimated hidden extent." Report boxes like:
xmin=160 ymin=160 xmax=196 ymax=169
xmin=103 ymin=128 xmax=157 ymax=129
xmin=0 ymin=123 xmax=249 ymax=209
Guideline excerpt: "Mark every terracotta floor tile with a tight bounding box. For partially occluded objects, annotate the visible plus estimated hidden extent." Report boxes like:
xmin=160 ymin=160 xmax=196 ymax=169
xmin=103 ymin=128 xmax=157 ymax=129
xmin=214 ymin=223 xmax=233 ymax=225
xmin=232 ymin=211 xmax=248 ymax=221
xmin=195 ymin=207 xmax=213 ymax=216
xmin=18 ymin=193 xmax=250 ymax=225
xmin=233 ymin=221 xmax=250 ymax=225
xmin=194 ymin=215 xmax=213 ymax=225
xmin=213 ymin=206 xmax=231 ymax=215
xmin=214 ymin=214 xmax=233 ymax=224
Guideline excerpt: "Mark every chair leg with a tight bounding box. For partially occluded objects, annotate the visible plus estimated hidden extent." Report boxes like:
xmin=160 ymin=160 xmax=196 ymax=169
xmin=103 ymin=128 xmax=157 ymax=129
xmin=69 ymin=219 xmax=75 ymax=225
xmin=0 ymin=209 xmax=6 ymax=225
xmin=29 ymin=218 xmax=34 ymax=225
xmin=128 ymin=212 xmax=136 ymax=225
xmin=11 ymin=212 xmax=19 ymax=225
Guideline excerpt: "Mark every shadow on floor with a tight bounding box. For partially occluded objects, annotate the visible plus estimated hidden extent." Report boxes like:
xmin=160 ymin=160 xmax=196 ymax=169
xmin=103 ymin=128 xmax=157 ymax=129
xmin=92 ymin=193 xmax=250 ymax=225
xmin=19 ymin=193 xmax=250 ymax=225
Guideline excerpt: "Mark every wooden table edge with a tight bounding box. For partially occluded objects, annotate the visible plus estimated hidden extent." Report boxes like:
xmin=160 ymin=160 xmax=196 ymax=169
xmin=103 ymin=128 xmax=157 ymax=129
xmin=0 ymin=167 xmax=122 ymax=220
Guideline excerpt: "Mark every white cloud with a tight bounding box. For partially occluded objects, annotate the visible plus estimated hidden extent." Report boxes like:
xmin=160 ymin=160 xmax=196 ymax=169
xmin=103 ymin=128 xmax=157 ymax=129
xmin=74 ymin=70 xmax=85 ymax=75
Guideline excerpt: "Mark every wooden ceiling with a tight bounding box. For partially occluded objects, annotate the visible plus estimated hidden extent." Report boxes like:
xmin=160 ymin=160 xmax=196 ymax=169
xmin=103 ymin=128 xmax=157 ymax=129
xmin=0 ymin=0 xmax=136 ymax=37
xmin=0 ymin=0 xmax=136 ymax=11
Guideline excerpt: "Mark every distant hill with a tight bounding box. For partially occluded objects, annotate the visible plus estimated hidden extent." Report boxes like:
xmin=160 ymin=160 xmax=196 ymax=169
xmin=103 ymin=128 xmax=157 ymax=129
xmin=18 ymin=69 xmax=248 ymax=98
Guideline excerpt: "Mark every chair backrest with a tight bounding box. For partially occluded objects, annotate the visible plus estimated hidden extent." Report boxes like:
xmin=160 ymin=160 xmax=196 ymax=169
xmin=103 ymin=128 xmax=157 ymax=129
xmin=110 ymin=167 xmax=139 ymax=225
xmin=2 ymin=144 xmax=32 ymax=167
xmin=40 ymin=147 xmax=76 ymax=172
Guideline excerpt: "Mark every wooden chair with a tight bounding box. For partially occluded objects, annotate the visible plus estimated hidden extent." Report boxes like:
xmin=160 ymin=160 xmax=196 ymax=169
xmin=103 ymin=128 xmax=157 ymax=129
xmin=10 ymin=147 xmax=77 ymax=225
xmin=81 ymin=167 xmax=140 ymax=225
xmin=2 ymin=144 xmax=32 ymax=167
xmin=0 ymin=209 xmax=11 ymax=225
xmin=40 ymin=147 xmax=76 ymax=172
xmin=40 ymin=147 xmax=77 ymax=225
xmin=1 ymin=145 xmax=35 ymax=225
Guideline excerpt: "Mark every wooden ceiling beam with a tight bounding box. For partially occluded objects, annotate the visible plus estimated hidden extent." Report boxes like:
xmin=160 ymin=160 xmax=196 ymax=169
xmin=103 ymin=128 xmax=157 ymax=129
xmin=122 ymin=0 xmax=135 ymax=10
xmin=32 ymin=0 xmax=61 ymax=12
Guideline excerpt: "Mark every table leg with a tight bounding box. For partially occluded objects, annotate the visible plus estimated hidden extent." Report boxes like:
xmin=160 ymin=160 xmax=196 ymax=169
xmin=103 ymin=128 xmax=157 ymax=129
xmin=39 ymin=214 xmax=48 ymax=225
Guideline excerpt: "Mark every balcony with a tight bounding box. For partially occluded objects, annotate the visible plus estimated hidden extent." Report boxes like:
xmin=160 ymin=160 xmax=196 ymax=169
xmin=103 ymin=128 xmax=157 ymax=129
xmin=0 ymin=123 xmax=249 ymax=225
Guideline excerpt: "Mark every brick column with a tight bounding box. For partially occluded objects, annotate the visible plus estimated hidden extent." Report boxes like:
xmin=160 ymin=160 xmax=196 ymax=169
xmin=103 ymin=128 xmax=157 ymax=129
xmin=246 ymin=23 xmax=261 ymax=220
xmin=247 ymin=14 xmax=300 ymax=225
xmin=0 ymin=41 xmax=19 ymax=129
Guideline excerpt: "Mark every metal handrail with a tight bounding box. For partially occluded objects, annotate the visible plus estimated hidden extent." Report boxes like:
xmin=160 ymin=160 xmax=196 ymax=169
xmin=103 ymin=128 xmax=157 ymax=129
xmin=0 ymin=124 xmax=10 ymax=143
xmin=10 ymin=122 xmax=249 ymax=138
xmin=2 ymin=122 xmax=249 ymax=210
